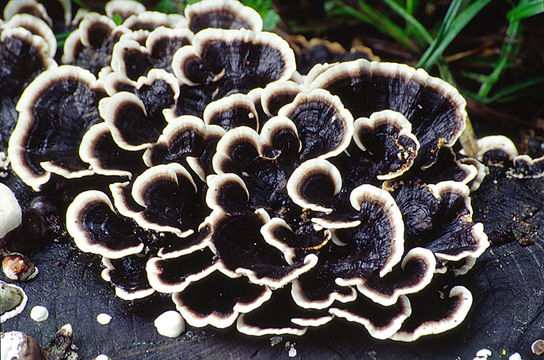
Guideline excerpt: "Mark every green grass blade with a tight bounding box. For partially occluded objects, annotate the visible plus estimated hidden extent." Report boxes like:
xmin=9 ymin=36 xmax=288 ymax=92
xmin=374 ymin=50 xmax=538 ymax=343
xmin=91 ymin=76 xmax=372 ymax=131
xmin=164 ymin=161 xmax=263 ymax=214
xmin=326 ymin=0 xmax=418 ymax=51
xmin=355 ymin=0 xmax=419 ymax=51
xmin=507 ymin=0 xmax=544 ymax=22
xmin=477 ymin=0 xmax=527 ymax=97
xmin=419 ymin=0 xmax=492 ymax=69
xmin=382 ymin=0 xmax=432 ymax=45
xmin=417 ymin=0 xmax=464 ymax=68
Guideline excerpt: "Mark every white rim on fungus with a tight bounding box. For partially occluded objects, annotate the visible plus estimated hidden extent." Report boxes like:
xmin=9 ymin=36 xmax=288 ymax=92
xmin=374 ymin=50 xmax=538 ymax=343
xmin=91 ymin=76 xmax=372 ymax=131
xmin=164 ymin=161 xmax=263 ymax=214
xmin=279 ymin=88 xmax=354 ymax=160
xmin=67 ymin=191 xmax=144 ymax=258
xmin=9 ymin=65 xmax=100 ymax=192
xmin=185 ymin=0 xmax=263 ymax=33
xmin=286 ymin=159 xmax=342 ymax=214
xmin=356 ymin=247 xmax=436 ymax=306
xmin=346 ymin=184 xmax=404 ymax=279
xmin=291 ymin=278 xmax=357 ymax=310
xmin=329 ymin=295 xmax=412 ymax=340
xmin=127 ymin=163 xmax=197 ymax=237
xmin=389 ymin=285 xmax=473 ymax=342
xmin=172 ymin=275 xmax=272 ymax=329
xmin=101 ymin=257 xmax=155 ymax=300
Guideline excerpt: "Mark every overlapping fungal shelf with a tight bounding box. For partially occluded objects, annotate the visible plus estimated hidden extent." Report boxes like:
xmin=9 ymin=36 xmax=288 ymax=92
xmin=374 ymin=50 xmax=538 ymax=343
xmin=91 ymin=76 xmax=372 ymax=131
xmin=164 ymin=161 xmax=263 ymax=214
xmin=6 ymin=0 xmax=496 ymax=342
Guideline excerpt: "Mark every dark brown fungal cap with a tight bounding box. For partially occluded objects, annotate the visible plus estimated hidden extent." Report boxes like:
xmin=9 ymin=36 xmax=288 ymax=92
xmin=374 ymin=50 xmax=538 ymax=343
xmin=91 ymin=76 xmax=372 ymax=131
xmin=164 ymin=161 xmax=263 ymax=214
xmin=260 ymin=216 xmax=332 ymax=264
xmin=105 ymin=0 xmax=146 ymax=22
xmin=261 ymin=80 xmax=302 ymax=116
xmin=79 ymin=122 xmax=146 ymax=177
xmin=185 ymin=0 xmax=263 ymax=34
xmin=146 ymin=27 xmax=193 ymax=71
xmin=510 ymin=155 xmax=544 ymax=179
xmin=260 ymin=116 xmax=301 ymax=163
xmin=143 ymin=115 xmax=207 ymax=171
xmin=410 ymin=147 xmax=478 ymax=186
xmin=147 ymin=245 xmax=220 ymax=293
xmin=291 ymin=269 xmax=357 ymax=310
xmin=9 ymin=65 xmax=104 ymax=191
xmin=212 ymin=126 xmax=262 ymax=175
xmin=286 ymin=158 xmax=342 ymax=214
xmin=112 ymin=163 xmax=203 ymax=237
xmin=203 ymin=93 xmax=259 ymax=131
xmin=390 ymin=282 xmax=473 ymax=342
xmin=0 ymin=27 xmax=55 ymax=98
xmin=310 ymin=60 xmax=467 ymax=168
xmin=237 ymin=286 xmax=331 ymax=336
xmin=172 ymin=270 xmax=271 ymax=328
xmin=157 ymin=224 xmax=212 ymax=258
xmin=206 ymin=173 xmax=251 ymax=215
xmin=356 ymin=247 xmax=436 ymax=306
xmin=211 ymin=125 xmax=301 ymax=214
xmin=101 ymin=256 xmax=155 ymax=300
xmin=460 ymin=157 xmax=487 ymax=192
xmin=427 ymin=182 xmax=489 ymax=261
xmin=288 ymin=34 xmax=378 ymax=75
xmin=471 ymin=135 xmax=518 ymax=167
xmin=110 ymin=38 xmax=154 ymax=82
xmin=206 ymin=209 xmax=318 ymax=288
xmin=36 ymin=0 xmax=72 ymax=32
xmin=315 ymin=184 xmax=405 ymax=284
xmin=354 ymin=110 xmax=420 ymax=180
xmin=173 ymin=28 xmax=296 ymax=100
xmin=388 ymin=180 xmax=489 ymax=262
xmin=4 ymin=0 xmax=52 ymax=26
xmin=111 ymin=27 xmax=193 ymax=81
xmin=279 ymin=89 xmax=354 ymax=160
xmin=122 ymin=11 xmax=187 ymax=32
xmin=99 ymin=69 xmax=179 ymax=151
xmin=62 ymin=13 xmax=121 ymax=75
xmin=144 ymin=114 xmax=225 ymax=180
xmin=103 ymin=71 xmax=138 ymax=95
xmin=330 ymin=294 xmax=411 ymax=340
xmin=6 ymin=14 xmax=56 ymax=57
xmin=66 ymin=190 xmax=144 ymax=258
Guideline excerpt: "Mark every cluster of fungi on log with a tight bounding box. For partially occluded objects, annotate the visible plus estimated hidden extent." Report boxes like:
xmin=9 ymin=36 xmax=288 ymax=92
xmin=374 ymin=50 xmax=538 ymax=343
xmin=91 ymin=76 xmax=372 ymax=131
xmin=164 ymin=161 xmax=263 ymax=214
xmin=4 ymin=0 xmax=542 ymax=342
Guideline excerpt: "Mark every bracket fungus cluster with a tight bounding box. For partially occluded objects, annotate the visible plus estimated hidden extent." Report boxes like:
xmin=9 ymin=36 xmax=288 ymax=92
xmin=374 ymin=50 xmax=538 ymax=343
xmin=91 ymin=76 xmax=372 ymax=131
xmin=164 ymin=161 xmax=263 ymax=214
xmin=5 ymin=0 xmax=493 ymax=342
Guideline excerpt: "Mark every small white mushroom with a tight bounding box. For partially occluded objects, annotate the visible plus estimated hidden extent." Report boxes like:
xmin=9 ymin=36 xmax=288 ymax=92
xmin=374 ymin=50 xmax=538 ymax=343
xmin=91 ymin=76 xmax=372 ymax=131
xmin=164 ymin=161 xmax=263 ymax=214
xmin=154 ymin=310 xmax=185 ymax=338
xmin=96 ymin=313 xmax=112 ymax=325
xmin=30 ymin=305 xmax=49 ymax=322
xmin=0 ymin=183 xmax=22 ymax=239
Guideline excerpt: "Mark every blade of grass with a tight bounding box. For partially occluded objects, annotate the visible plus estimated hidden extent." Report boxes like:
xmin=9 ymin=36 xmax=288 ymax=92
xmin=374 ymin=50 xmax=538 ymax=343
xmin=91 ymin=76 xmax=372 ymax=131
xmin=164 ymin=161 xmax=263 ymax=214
xmin=355 ymin=0 xmax=419 ymax=51
xmin=461 ymin=71 xmax=490 ymax=83
xmin=507 ymin=0 xmax=544 ymax=22
xmin=477 ymin=0 xmax=529 ymax=97
xmin=418 ymin=0 xmax=492 ymax=69
xmin=417 ymin=0 xmax=463 ymax=68
xmin=327 ymin=0 xmax=418 ymax=52
xmin=382 ymin=0 xmax=432 ymax=46
xmin=469 ymin=77 xmax=544 ymax=104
